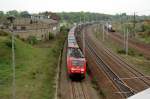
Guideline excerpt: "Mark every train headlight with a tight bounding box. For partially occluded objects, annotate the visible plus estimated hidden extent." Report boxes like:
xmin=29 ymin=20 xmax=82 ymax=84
xmin=71 ymin=68 xmax=75 ymax=71
xmin=81 ymin=69 xmax=84 ymax=73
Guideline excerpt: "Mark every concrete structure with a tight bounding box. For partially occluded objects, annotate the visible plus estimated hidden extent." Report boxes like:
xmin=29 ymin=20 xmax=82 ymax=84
xmin=11 ymin=18 xmax=59 ymax=41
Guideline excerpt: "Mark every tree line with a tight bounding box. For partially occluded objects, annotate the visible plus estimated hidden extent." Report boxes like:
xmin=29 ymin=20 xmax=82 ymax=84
xmin=56 ymin=12 xmax=112 ymax=23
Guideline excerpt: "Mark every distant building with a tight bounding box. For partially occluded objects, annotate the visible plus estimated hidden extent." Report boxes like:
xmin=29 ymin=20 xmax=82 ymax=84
xmin=31 ymin=14 xmax=48 ymax=20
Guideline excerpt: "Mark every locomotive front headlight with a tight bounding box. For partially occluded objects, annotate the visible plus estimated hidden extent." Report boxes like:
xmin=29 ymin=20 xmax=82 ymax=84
xmin=81 ymin=68 xmax=84 ymax=72
xmin=71 ymin=68 xmax=75 ymax=71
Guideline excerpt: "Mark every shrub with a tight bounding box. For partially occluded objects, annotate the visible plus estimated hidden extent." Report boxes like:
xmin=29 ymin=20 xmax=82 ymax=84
xmin=117 ymin=48 xmax=126 ymax=54
xmin=128 ymin=48 xmax=135 ymax=56
xmin=117 ymin=48 xmax=136 ymax=56
xmin=5 ymin=39 xmax=16 ymax=49
xmin=144 ymin=24 xmax=150 ymax=33
xmin=0 ymin=30 xmax=8 ymax=36
xmin=27 ymin=36 xmax=38 ymax=45
xmin=5 ymin=40 xmax=12 ymax=48
xmin=49 ymin=32 xmax=54 ymax=40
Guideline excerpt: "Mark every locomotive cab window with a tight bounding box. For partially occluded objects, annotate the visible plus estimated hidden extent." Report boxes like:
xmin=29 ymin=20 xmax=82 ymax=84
xmin=68 ymin=48 xmax=84 ymax=58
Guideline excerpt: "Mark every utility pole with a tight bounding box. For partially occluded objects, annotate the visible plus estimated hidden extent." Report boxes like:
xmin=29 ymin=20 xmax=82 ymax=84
xmin=80 ymin=16 xmax=82 ymax=24
xmin=83 ymin=28 xmax=85 ymax=55
xmin=126 ymin=28 xmax=129 ymax=55
xmin=124 ymin=28 xmax=126 ymax=50
xmin=96 ymin=14 xmax=98 ymax=32
xmin=102 ymin=24 xmax=105 ymax=41
xmin=133 ymin=12 xmax=136 ymax=37
xmin=7 ymin=16 xmax=16 ymax=99
xmin=83 ymin=15 xmax=86 ymax=55
xmin=83 ymin=15 xmax=85 ymax=23
xmin=124 ymin=27 xmax=129 ymax=55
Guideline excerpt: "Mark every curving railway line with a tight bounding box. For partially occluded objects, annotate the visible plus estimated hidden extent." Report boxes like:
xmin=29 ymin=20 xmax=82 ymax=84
xmin=86 ymin=31 xmax=150 ymax=88
xmin=76 ymin=24 xmax=150 ymax=98
xmin=59 ymin=23 xmax=150 ymax=99
xmin=86 ymin=39 xmax=135 ymax=98
xmin=100 ymin=44 xmax=150 ymax=86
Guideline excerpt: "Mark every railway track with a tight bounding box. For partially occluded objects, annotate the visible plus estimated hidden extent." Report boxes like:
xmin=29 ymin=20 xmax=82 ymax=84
xmin=75 ymin=24 xmax=150 ymax=99
xmin=101 ymin=44 xmax=150 ymax=86
xmin=81 ymin=24 xmax=150 ymax=97
xmin=107 ymin=31 xmax=150 ymax=58
xmin=86 ymin=39 xmax=135 ymax=98
xmin=86 ymin=29 xmax=150 ymax=87
xmin=70 ymin=81 xmax=89 ymax=99
xmin=86 ymin=27 xmax=150 ymax=86
xmin=59 ymin=37 xmax=99 ymax=99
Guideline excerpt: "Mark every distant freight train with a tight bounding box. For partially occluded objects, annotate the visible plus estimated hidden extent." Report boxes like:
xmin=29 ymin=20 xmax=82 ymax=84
xmin=104 ymin=23 xmax=115 ymax=32
xmin=67 ymin=26 xmax=86 ymax=79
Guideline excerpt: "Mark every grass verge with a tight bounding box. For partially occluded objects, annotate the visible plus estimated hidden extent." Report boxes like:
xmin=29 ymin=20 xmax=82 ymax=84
xmin=0 ymin=28 xmax=67 ymax=99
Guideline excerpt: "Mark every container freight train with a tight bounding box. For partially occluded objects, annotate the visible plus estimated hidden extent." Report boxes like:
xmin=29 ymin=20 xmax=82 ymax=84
xmin=67 ymin=26 xmax=86 ymax=79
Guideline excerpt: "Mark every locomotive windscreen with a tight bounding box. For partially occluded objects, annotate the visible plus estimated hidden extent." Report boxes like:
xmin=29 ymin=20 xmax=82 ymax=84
xmin=68 ymin=48 xmax=84 ymax=58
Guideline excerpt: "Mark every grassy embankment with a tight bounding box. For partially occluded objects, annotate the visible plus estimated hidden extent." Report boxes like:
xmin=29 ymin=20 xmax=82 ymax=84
xmin=0 ymin=28 xmax=67 ymax=99
xmin=94 ymin=25 xmax=150 ymax=76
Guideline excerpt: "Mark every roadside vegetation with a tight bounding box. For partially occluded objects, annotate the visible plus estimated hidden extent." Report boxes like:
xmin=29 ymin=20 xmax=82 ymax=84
xmin=112 ymin=18 xmax=150 ymax=44
xmin=136 ymin=23 xmax=150 ymax=44
xmin=0 ymin=26 xmax=68 ymax=99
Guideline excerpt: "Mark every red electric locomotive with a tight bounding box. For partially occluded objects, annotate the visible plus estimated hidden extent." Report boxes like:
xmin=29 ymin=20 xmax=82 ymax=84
xmin=67 ymin=48 xmax=86 ymax=79
xmin=67 ymin=26 xmax=86 ymax=79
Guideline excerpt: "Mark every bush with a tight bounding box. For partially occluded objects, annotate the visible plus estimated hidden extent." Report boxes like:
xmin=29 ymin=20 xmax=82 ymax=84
xmin=144 ymin=24 xmax=150 ymax=33
xmin=5 ymin=39 xmax=16 ymax=49
xmin=5 ymin=40 xmax=12 ymax=48
xmin=0 ymin=30 xmax=8 ymax=36
xmin=60 ymin=26 xmax=69 ymax=33
xmin=27 ymin=36 xmax=38 ymax=45
xmin=117 ymin=48 xmax=126 ymax=54
xmin=128 ymin=49 xmax=135 ymax=56
xmin=49 ymin=32 xmax=54 ymax=40
xmin=117 ymin=48 xmax=136 ymax=56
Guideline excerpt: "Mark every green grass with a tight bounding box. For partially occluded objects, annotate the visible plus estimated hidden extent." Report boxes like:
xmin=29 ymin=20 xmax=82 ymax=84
xmin=137 ymin=35 xmax=150 ymax=44
xmin=0 ymin=30 xmax=66 ymax=99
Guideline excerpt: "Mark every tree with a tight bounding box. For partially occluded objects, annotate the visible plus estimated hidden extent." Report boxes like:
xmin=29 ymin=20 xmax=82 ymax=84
xmin=121 ymin=13 xmax=127 ymax=16
xmin=6 ymin=10 xmax=19 ymax=17
xmin=0 ymin=11 xmax=4 ymax=22
xmin=0 ymin=11 xmax=4 ymax=17
xmin=20 ymin=11 xmax=31 ymax=18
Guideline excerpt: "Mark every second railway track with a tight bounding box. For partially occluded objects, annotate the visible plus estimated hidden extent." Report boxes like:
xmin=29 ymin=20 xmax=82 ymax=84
xmin=86 ymin=39 xmax=135 ymax=98
xmin=79 ymin=25 xmax=150 ymax=98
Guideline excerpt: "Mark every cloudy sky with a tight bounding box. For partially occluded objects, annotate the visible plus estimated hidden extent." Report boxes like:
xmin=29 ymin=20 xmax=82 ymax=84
xmin=0 ymin=0 xmax=150 ymax=15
